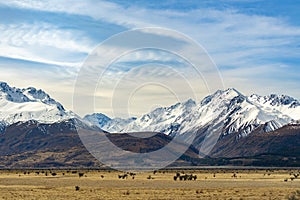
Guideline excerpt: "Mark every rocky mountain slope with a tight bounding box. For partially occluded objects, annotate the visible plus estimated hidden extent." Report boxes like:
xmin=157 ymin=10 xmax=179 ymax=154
xmin=209 ymin=123 xmax=300 ymax=158
xmin=0 ymin=120 xmax=199 ymax=168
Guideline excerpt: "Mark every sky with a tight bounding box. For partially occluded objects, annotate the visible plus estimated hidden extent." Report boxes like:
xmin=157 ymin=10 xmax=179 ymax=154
xmin=0 ymin=0 xmax=299 ymax=117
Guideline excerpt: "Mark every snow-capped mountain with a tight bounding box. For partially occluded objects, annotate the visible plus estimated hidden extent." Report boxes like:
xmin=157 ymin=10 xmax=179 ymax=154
xmin=248 ymin=93 xmax=300 ymax=120
xmin=0 ymin=82 xmax=298 ymax=164
xmin=83 ymin=113 xmax=136 ymax=133
xmin=1 ymin=81 xmax=298 ymax=145
xmin=0 ymin=82 xmax=74 ymax=128
xmin=121 ymin=99 xmax=197 ymax=136
xmin=86 ymin=88 xmax=299 ymax=140
xmin=194 ymin=89 xmax=295 ymax=137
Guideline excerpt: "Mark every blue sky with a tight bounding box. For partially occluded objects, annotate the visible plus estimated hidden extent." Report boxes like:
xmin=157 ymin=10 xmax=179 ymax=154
xmin=0 ymin=0 xmax=299 ymax=117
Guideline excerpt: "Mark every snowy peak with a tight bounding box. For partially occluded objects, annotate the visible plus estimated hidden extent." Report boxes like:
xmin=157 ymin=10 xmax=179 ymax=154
xmin=83 ymin=113 xmax=136 ymax=133
xmin=0 ymin=82 xmax=73 ymax=125
xmin=249 ymin=93 xmax=299 ymax=108
xmin=84 ymin=99 xmax=197 ymax=134
xmin=121 ymin=98 xmax=197 ymax=135
xmin=201 ymin=88 xmax=242 ymax=106
xmin=0 ymin=82 xmax=30 ymax=103
xmin=0 ymin=82 xmax=64 ymax=111
xmin=85 ymin=88 xmax=299 ymax=140
xmin=248 ymin=93 xmax=300 ymax=120
xmin=83 ymin=113 xmax=111 ymax=127
xmin=22 ymin=87 xmax=64 ymax=110
xmin=195 ymin=89 xmax=293 ymax=137
xmin=213 ymin=88 xmax=242 ymax=99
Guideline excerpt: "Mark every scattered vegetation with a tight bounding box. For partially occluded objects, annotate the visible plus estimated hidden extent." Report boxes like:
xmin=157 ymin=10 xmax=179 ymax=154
xmin=75 ymin=186 xmax=80 ymax=191
xmin=147 ymin=175 xmax=154 ymax=180
xmin=173 ymin=172 xmax=197 ymax=181
xmin=118 ymin=174 xmax=128 ymax=179
xmin=0 ymin=169 xmax=298 ymax=199
xmin=196 ymin=189 xmax=204 ymax=194
xmin=118 ymin=172 xmax=136 ymax=179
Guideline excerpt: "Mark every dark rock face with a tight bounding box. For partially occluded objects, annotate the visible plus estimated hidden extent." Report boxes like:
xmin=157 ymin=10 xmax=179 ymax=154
xmin=208 ymin=124 xmax=300 ymax=158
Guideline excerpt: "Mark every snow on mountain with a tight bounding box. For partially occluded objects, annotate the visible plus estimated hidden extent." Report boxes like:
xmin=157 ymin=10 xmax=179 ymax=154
xmin=84 ymin=113 xmax=111 ymax=128
xmin=121 ymin=99 xmax=197 ymax=135
xmin=171 ymin=88 xmax=292 ymax=138
xmin=83 ymin=113 xmax=136 ymax=133
xmin=85 ymin=88 xmax=298 ymax=139
xmin=0 ymin=82 xmax=74 ymax=126
xmin=105 ymin=117 xmax=137 ymax=133
xmin=0 ymin=81 xmax=297 ymax=141
xmin=248 ymin=94 xmax=300 ymax=120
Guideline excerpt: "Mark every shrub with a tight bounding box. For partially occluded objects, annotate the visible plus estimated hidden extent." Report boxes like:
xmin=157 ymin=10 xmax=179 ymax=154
xmin=147 ymin=175 xmax=153 ymax=180
xmin=75 ymin=186 xmax=80 ymax=191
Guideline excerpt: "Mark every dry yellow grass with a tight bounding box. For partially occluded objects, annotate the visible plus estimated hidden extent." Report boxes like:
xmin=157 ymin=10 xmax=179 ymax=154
xmin=0 ymin=169 xmax=299 ymax=199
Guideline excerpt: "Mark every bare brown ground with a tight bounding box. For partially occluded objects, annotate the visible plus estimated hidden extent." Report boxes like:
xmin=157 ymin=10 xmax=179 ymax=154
xmin=0 ymin=169 xmax=299 ymax=200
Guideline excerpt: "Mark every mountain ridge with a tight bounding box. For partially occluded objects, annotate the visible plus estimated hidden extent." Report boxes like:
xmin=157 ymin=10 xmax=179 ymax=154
xmin=0 ymin=82 xmax=299 ymax=165
xmin=0 ymin=82 xmax=75 ymax=128
xmin=85 ymin=88 xmax=299 ymax=141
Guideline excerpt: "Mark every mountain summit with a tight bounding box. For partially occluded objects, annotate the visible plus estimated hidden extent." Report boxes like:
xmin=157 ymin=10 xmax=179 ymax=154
xmin=0 ymin=82 xmax=74 ymax=127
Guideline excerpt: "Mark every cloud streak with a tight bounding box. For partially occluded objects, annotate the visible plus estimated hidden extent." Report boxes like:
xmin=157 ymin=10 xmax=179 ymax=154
xmin=0 ymin=0 xmax=299 ymax=116
xmin=2 ymin=0 xmax=299 ymax=67
xmin=0 ymin=22 xmax=92 ymax=67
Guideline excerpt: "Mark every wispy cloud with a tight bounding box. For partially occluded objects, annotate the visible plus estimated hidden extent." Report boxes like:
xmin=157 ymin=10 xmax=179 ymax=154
xmin=0 ymin=22 xmax=92 ymax=66
xmin=0 ymin=0 xmax=299 ymax=116
xmin=2 ymin=0 xmax=299 ymax=67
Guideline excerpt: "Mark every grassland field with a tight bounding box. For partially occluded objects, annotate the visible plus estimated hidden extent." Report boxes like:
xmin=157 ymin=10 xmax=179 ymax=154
xmin=0 ymin=169 xmax=299 ymax=200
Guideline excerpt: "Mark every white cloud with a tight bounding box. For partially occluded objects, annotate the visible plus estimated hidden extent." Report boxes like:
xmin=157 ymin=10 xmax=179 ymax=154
xmin=0 ymin=0 xmax=299 ymax=116
xmin=0 ymin=0 xmax=151 ymax=27
xmin=0 ymin=22 xmax=92 ymax=67
xmin=2 ymin=0 xmax=299 ymax=67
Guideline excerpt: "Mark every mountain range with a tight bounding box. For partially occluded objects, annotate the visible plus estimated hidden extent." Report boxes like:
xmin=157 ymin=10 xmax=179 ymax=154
xmin=84 ymin=88 xmax=299 ymax=142
xmin=0 ymin=81 xmax=299 ymax=168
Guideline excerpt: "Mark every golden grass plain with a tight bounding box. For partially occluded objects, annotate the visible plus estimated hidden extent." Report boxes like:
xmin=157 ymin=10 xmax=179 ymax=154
xmin=0 ymin=169 xmax=299 ymax=200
